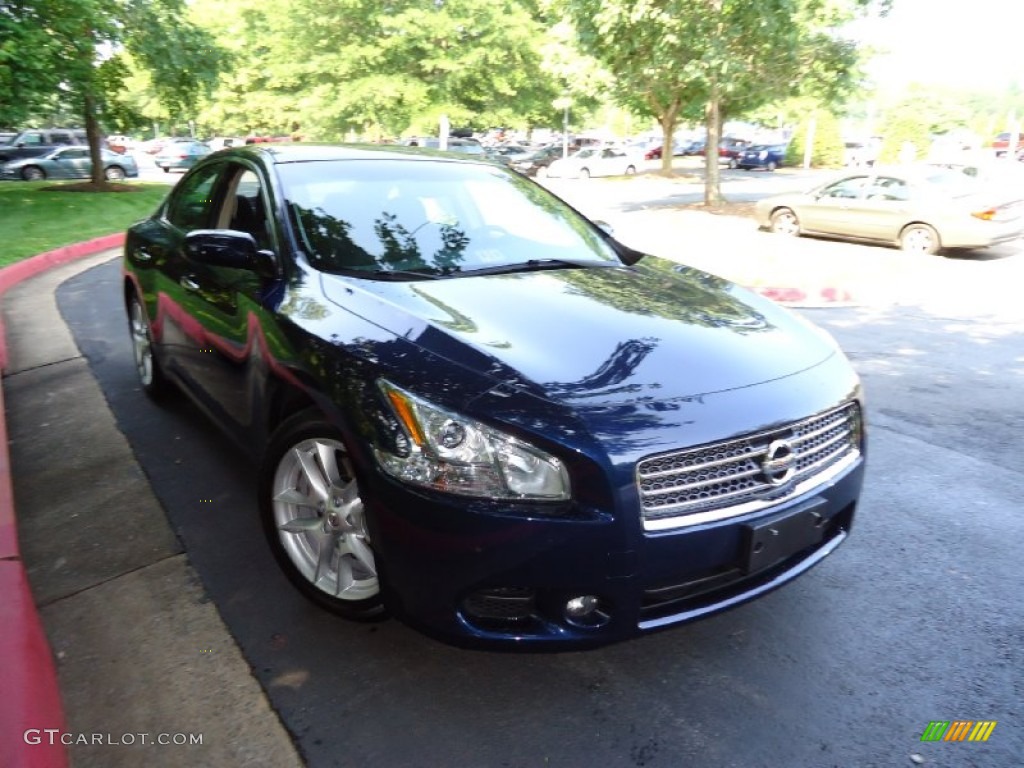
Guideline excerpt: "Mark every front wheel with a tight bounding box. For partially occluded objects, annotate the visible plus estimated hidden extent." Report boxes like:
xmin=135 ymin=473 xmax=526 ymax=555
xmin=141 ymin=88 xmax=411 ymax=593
xmin=105 ymin=166 xmax=126 ymax=181
xmin=769 ymin=208 xmax=801 ymax=236
xmin=900 ymin=224 xmax=940 ymax=255
xmin=536 ymin=165 xmax=548 ymax=179
xmin=766 ymin=161 xmax=777 ymax=172
xmin=260 ymin=413 xmax=384 ymax=620
xmin=728 ymin=158 xmax=738 ymax=169
xmin=128 ymin=292 xmax=169 ymax=398
xmin=22 ymin=166 xmax=45 ymax=181
xmin=624 ymin=165 xmax=637 ymax=175
xmin=579 ymin=167 xmax=590 ymax=179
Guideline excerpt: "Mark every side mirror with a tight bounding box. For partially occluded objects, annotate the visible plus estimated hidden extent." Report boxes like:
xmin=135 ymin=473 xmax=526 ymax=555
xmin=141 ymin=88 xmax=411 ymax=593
xmin=185 ymin=230 xmax=277 ymax=277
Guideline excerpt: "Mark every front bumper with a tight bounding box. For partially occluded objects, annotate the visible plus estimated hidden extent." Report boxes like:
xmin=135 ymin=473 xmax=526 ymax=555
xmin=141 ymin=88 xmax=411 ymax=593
xmin=366 ymin=451 xmax=864 ymax=650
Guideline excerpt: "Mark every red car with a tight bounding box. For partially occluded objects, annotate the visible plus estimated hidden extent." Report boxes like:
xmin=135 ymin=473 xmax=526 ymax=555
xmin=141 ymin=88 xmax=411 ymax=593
xmin=990 ymin=132 xmax=1024 ymax=158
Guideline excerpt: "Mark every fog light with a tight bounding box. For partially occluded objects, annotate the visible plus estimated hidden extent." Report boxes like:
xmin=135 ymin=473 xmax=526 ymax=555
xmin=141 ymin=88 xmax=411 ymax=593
xmin=565 ymin=595 xmax=599 ymax=618
xmin=563 ymin=595 xmax=611 ymax=629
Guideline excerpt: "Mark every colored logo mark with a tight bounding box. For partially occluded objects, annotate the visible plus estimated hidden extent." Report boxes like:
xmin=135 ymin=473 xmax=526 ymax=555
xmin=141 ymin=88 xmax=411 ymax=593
xmin=921 ymin=721 xmax=997 ymax=742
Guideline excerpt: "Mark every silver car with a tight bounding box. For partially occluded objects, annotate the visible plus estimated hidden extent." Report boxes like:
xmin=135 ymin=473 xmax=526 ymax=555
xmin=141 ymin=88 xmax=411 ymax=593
xmin=755 ymin=167 xmax=1024 ymax=255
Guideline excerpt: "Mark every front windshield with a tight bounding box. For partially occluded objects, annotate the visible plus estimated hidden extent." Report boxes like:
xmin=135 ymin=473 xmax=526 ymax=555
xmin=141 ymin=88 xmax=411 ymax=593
xmin=280 ymin=158 xmax=620 ymax=276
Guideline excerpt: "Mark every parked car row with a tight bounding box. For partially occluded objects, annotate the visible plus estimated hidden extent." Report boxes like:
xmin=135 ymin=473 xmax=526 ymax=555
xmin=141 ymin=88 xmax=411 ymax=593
xmin=0 ymin=145 xmax=139 ymax=181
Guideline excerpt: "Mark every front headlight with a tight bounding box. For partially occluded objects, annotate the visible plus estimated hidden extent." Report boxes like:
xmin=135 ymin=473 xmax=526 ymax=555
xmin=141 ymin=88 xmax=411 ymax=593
xmin=374 ymin=380 xmax=571 ymax=501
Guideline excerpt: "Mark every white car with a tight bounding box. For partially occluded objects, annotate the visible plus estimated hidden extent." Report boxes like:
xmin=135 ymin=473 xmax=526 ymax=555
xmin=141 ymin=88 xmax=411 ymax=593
xmin=546 ymin=146 xmax=641 ymax=179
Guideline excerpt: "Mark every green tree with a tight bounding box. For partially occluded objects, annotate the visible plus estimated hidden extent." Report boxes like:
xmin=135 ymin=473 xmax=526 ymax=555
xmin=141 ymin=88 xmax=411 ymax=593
xmin=1 ymin=0 xmax=221 ymax=186
xmin=229 ymin=0 xmax=562 ymax=140
xmin=563 ymin=0 xmax=882 ymax=202
xmin=785 ymin=107 xmax=844 ymax=168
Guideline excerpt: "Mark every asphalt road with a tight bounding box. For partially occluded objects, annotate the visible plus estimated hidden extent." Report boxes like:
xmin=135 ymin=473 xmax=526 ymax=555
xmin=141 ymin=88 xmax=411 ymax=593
xmin=55 ymin=236 xmax=1023 ymax=767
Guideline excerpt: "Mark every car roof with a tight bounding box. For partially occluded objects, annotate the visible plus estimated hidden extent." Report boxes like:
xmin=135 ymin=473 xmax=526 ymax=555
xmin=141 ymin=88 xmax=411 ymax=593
xmin=214 ymin=143 xmax=494 ymax=166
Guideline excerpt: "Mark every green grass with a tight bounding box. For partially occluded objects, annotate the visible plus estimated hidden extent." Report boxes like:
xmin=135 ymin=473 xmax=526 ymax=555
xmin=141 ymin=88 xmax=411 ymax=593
xmin=0 ymin=181 xmax=170 ymax=267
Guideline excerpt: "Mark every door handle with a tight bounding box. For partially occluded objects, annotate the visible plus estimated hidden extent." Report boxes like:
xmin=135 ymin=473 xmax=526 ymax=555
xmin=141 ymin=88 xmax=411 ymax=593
xmin=180 ymin=275 xmax=200 ymax=292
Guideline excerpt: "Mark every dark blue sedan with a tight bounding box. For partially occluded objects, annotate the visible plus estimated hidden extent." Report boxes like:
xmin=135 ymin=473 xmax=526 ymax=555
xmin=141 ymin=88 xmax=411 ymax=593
xmin=737 ymin=143 xmax=788 ymax=171
xmin=122 ymin=144 xmax=865 ymax=649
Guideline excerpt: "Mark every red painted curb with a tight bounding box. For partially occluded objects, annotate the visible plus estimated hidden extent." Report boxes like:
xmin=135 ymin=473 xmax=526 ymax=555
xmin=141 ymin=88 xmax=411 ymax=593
xmin=0 ymin=233 xmax=122 ymax=768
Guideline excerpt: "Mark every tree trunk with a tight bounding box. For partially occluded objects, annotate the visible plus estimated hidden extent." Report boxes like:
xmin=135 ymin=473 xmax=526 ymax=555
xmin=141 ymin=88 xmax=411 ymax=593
xmin=659 ymin=105 xmax=679 ymax=175
xmin=704 ymin=95 xmax=723 ymax=205
xmin=84 ymin=91 xmax=105 ymax=187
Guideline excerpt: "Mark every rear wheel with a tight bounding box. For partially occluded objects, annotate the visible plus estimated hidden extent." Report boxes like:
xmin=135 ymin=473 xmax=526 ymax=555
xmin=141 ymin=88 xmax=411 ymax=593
xmin=624 ymin=165 xmax=636 ymax=175
xmin=536 ymin=165 xmax=548 ymax=179
xmin=260 ymin=413 xmax=384 ymax=620
xmin=900 ymin=224 xmax=940 ymax=255
xmin=105 ymin=166 xmax=126 ymax=181
xmin=769 ymin=208 xmax=801 ymax=236
xmin=579 ymin=167 xmax=590 ymax=179
xmin=766 ymin=160 xmax=778 ymax=172
xmin=22 ymin=166 xmax=45 ymax=181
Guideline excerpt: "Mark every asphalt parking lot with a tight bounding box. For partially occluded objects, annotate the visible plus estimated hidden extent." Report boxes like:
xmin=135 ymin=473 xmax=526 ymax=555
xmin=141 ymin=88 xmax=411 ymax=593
xmin=7 ymin=172 xmax=1024 ymax=767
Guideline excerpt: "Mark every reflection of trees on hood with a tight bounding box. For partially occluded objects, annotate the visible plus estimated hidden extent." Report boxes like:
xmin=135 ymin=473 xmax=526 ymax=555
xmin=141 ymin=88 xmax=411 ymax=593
xmin=546 ymin=338 xmax=657 ymax=398
xmin=561 ymin=256 xmax=772 ymax=333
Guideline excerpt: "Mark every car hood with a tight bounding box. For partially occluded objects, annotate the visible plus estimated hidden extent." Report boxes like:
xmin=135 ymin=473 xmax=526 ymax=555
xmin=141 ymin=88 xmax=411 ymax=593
xmin=319 ymin=256 xmax=837 ymax=410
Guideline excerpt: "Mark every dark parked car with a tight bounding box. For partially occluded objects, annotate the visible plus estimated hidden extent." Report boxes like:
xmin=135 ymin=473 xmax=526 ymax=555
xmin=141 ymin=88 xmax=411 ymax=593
xmin=509 ymin=144 xmax=564 ymax=177
xmin=123 ymin=144 xmax=865 ymax=649
xmin=736 ymin=144 xmax=787 ymax=171
xmin=0 ymin=127 xmax=91 ymax=164
xmin=0 ymin=145 xmax=138 ymax=181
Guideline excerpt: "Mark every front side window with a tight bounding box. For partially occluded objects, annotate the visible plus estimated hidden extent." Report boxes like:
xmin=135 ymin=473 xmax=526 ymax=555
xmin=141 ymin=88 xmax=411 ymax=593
xmin=282 ymin=159 xmax=618 ymax=276
xmin=219 ymin=167 xmax=274 ymax=251
xmin=164 ymin=165 xmax=221 ymax=232
xmin=822 ymin=176 xmax=869 ymax=199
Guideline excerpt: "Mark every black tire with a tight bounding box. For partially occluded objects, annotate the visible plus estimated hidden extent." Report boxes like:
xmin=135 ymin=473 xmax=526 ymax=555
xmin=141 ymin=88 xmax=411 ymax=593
xmin=22 ymin=166 xmax=45 ymax=181
xmin=769 ymin=208 xmax=801 ymax=236
xmin=579 ymin=167 xmax=590 ymax=179
xmin=260 ymin=412 xmax=385 ymax=620
xmin=624 ymin=165 xmax=636 ymax=175
xmin=105 ymin=166 xmax=126 ymax=181
xmin=899 ymin=224 xmax=941 ymax=255
xmin=127 ymin=291 xmax=170 ymax=399
xmin=162 ymin=166 xmax=169 ymax=173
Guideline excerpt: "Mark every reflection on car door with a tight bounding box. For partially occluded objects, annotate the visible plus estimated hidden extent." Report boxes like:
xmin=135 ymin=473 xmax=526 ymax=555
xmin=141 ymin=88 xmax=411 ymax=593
xmin=800 ymin=175 xmax=873 ymax=237
xmin=174 ymin=165 xmax=279 ymax=436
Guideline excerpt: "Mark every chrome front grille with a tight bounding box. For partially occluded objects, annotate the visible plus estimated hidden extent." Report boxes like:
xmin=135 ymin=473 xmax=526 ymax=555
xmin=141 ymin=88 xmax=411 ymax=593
xmin=637 ymin=402 xmax=861 ymax=529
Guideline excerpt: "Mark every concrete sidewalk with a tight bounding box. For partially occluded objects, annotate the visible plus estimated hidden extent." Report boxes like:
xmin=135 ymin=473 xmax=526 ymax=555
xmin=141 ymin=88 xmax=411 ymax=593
xmin=2 ymin=252 xmax=302 ymax=767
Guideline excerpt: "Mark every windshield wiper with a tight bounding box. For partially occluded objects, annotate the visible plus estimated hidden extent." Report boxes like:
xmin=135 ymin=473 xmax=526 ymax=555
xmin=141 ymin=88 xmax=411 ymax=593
xmin=456 ymin=258 xmax=623 ymax=277
xmin=364 ymin=267 xmax=447 ymax=281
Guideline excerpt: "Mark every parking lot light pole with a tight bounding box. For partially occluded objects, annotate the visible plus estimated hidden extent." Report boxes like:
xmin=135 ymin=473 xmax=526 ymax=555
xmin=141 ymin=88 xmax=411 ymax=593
xmin=554 ymin=96 xmax=571 ymax=159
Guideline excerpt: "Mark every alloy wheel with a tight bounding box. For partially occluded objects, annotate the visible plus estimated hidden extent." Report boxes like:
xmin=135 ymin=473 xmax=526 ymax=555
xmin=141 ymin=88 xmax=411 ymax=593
xmin=270 ymin=438 xmax=379 ymax=603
